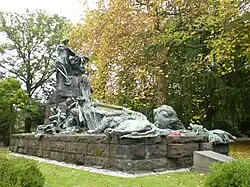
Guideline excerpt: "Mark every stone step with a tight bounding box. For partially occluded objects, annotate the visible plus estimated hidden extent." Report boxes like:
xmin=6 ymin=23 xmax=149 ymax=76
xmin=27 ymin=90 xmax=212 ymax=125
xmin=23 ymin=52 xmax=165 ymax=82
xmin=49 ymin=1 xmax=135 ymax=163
xmin=191 ymin=151 xmax=235 ymax=173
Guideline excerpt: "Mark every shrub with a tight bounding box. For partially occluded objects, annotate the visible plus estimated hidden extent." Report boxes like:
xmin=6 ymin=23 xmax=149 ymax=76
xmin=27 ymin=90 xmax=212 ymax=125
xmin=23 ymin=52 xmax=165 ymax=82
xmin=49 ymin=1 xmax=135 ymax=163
xmin=0 ymin=155 xmax=45 ymax=187
xmin=204 ymin=160 xmax=250 ymax=187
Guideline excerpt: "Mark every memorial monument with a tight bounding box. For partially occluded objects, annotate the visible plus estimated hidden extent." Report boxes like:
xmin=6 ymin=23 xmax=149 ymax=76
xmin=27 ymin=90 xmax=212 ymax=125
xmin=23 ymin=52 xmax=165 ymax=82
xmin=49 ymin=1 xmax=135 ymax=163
xmin=10 ymin=39 xmax=236 ymax=172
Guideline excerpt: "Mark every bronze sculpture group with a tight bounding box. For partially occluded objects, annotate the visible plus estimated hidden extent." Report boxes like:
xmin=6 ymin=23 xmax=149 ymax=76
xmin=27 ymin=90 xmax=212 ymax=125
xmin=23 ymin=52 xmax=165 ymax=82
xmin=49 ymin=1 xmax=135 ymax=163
xmin=34 ymin=39 xmax=236 ymax=144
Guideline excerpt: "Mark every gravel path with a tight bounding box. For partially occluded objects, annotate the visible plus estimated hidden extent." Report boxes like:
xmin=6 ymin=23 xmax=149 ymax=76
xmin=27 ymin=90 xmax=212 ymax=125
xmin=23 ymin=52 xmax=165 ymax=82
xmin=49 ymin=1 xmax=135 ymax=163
xmin=11 ymin=153 xmax=190 ymax=178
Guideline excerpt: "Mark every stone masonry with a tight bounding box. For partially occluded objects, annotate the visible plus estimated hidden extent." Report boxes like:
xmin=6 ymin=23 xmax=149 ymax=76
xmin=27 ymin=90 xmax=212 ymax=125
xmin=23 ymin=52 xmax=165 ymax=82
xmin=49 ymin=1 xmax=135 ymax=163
xmin=10 ymin=134 xmax=215 ymax=172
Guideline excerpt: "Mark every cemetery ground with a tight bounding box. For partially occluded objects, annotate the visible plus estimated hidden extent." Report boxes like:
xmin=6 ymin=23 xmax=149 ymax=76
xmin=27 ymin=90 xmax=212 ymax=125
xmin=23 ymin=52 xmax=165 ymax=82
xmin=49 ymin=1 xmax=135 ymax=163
xmin=0 ymin=139 xmax=249 ymax=187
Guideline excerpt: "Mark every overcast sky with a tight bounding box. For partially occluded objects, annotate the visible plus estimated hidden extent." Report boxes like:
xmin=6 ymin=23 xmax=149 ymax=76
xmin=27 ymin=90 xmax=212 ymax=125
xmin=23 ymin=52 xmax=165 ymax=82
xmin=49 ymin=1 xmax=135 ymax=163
xmin=0 ymin=0 xmax=97 ymax=23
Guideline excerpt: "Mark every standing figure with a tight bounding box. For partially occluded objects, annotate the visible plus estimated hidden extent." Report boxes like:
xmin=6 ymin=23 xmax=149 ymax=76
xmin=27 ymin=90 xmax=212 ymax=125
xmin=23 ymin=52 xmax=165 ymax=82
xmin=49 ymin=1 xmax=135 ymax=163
xmin=56 ymin=39 xmax=89 ymax=85
xmin=56 ymin=39 xmax=76 ymax=85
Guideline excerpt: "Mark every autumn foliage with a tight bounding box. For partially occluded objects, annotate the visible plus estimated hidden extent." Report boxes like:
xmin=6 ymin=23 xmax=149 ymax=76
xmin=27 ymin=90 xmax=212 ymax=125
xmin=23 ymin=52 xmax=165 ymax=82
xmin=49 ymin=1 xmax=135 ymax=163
xmin=70 ymin=0 xmax=250 ymax=133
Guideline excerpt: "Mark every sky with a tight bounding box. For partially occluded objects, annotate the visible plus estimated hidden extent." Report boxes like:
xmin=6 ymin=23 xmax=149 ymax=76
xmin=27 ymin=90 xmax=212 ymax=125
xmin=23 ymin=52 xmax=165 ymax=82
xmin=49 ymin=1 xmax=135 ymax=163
xmin=0 ymin=0 xmax=97 ymax=23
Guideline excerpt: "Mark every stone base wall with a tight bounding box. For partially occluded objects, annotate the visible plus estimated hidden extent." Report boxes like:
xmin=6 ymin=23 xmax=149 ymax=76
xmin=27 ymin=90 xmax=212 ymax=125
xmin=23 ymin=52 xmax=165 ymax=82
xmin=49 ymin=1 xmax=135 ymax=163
xmin=10 ymin=134 xmax=212 ymax=171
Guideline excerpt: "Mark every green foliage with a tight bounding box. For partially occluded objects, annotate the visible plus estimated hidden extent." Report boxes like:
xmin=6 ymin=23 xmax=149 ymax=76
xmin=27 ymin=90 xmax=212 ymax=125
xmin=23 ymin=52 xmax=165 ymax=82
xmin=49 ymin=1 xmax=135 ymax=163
xmin=70 ymin=0 xmax=250 ymax=132
xmin=0 ymin=9 xmax=70 ymax=97
xmin=0 ymin=155 xmax=45 ymax=187
xmin=204 ymin=160 xmax=250 ymax=187
xmin=0 ymin=10 xmax=69 ymax=132
xmin=0 ymin=78 xmax=29 ymax=145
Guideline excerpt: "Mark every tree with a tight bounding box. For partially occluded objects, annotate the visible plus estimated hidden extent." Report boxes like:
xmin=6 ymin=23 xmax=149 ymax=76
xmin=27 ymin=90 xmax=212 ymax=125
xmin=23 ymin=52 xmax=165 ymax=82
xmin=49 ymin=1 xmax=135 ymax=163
xmin=70 ymin=0 xmax=250 ymax=133
xmin=0 ymin=10 xmax=70 ymax=132
xmin=0 ymin=78 xmax=29 ymax=146
xmin=0 ymin=9 xmax=70 ymax=97
xmin=70 ymin=0 xmax=159 ymax=118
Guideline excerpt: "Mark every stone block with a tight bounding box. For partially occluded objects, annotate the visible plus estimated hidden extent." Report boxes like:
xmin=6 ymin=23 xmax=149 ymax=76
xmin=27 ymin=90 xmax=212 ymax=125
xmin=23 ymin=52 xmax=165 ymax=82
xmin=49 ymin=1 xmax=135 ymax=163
xmin=16 ymin=138 xmax=26 ymax=147
xmin=200 ymin=142 xmax=213 ymax=151
xmin=144 ymin=136 xmax=165 ymax=145
xmin=37 ymin=150 xmax=43 ymax=157
xmin=111 ymin=145 xmax=127 ymax=159
xmin=27 ymin=148 xmax=37 ymax=156
xmin=167 ymin=143 xmax=199 ymax=158
xmin=65 ymin=142 xmax=78 ymax=153
xmin=119 ymin=138 xmax=144 ymax=145
xmin=75 ymin=154 xmax=84 ymax=165
xmin=136 ymin=158 xmax=167 ymax=170
xmin=175 ymin=156 xmax=193 ymax=168
xmin=109 ymin=144 xmax=116 ymax=158
xmin=86 ymin=143 xmax=95 ymax=156
xmin=25 ymin=134 xmax=35 ymax=140
xmin=166 ymin=158 xmax=178 ymax=169
xmin=84 ymin=156 xmax=97 ymax=166
xmin=84 ymin=134 xmax=110 ymax=144
xmin=50 ymin=151 xmax=56 ymax=160
xmin=77 ymin=135 xmax=90 ymax=143
xmin=146 ymin=144 xmax=167 ymax=158
xmin=43 ymin=150 xmax=50 ymax=158
xmin=167 ymin=136 xmax=208 ymax=144
xmin=64 ymin=153 xmax=76 ymax=163
xmin=50 ymin=142 xmax=66 ymax=152
xmin=94 ymin=144 xmax=109 ymax=157
xmin=95 ymin=157 xmax=110 ymax=168
xmin=54 ymin=152 xmax=65 ymax=162
xmin=62 ymin=135 xmax=79 ymax=142
xmin=23 ymin=145 xmax=28 ymax=154
xmin=27 ymin=139 xmax=39 ymax=149
xmin=49 ymin=135 xmax=61 ymax=141
xmin=213 ymin=144 xmax=229 ymax=155
xmin=77 ymin=143 xmax=87 ymax=155
xmin=192 ymin=151 xmax=234 ymax=172
xmin=112 ymin=145 xmax=146 ymax=159
xmin=57 ymin=136 xmax=70 ymax=142
xmin=106 ymin=136 xmax=119 ymax=144
xmin=39 ymin=140 xmax=50 ymax=150
xmin=41 ymin=135 xmax=52 ymax=141
xmin=131 ymin=144 xmax=146 ymax=159
xmin=116 ymin=159 xmax=135 ymax=171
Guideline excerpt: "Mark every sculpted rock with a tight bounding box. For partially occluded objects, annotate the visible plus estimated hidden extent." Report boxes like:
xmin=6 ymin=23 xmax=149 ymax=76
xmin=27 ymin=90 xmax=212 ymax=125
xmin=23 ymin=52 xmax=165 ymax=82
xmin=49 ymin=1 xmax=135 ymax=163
xmin=153 ymin=105 xmax=185 ymax=130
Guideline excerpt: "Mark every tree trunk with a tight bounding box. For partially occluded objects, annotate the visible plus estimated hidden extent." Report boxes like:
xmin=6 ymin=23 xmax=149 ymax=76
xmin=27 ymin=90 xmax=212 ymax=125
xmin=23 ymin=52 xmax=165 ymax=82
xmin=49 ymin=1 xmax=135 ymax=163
xmin=203 ymin=106 xmax=215 ymax=130
xmin=24 ymin=117 xmax=32 ymax=133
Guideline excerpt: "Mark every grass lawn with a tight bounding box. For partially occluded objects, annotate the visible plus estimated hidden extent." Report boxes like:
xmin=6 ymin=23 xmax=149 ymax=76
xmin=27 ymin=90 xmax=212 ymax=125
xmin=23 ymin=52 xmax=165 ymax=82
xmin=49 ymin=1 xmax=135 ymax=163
xmin=0 ymin=146 xmax=204 ymax=187
xmin=39 ymin=163 xmax=205 ymax=187
xmin=1 ymin=139 xmax=249 ymax=187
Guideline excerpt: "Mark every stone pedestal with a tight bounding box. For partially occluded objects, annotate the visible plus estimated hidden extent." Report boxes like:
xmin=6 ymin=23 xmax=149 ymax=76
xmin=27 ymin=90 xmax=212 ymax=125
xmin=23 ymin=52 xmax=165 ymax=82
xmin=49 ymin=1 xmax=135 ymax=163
xmin=10 ymin=134 xmax=209 ymax=172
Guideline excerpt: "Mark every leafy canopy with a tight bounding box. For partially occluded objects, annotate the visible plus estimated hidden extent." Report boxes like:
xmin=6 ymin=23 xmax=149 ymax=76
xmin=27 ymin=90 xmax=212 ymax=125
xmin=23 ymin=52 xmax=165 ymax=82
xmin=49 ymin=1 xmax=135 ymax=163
xmin=0 ymin=9 xmax=70 ymax=97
